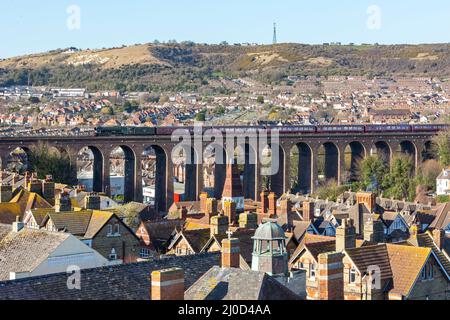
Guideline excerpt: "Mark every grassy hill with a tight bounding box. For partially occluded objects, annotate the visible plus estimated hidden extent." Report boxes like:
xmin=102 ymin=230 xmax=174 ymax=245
xmin=1 ymin=43 xmax=450 ymax=92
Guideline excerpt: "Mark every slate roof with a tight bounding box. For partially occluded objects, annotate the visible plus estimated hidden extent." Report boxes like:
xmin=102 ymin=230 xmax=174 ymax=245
xmin=36 ymin=209 xmax=120 ymax=240
xmin=142 ymin=219 xmax=185 ymax=252
xmin=0 ymin=228 xmax=70 ymax=281
xmin=0 ymin=224 xmax=11 ymax=241
xmin=345 ymin=244 xmax=393 ymax=281
xmin=185 ymin=266 xmax=301 ymax=300
xmin=0 ymin=253 xmax=220 ymax=300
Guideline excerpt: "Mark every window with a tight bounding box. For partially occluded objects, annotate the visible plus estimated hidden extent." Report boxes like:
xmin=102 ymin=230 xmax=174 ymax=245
xmin=309 ymin=264 xmax=316 ymax=280
xmin=420 ymin=266 xmax=427 ymax=280
xmin=109 ymin=248 xmax=118 ymax=260
xmin=140 ymin=248 xmax=151 ymax=259
xmin=420 ymin=263 xmax=434 ymax=281
xmin=427 ymin=264 xmax=434 ymax=280
xmin=107 ymin=223 xmax=120 ymax=236
xmin=107 ymin=224 xmax=113 ymax=236
xmin=113 ymin=223 xmax=120 ymax=235
xmin=349 ymin=267 xmax=357 ymax=284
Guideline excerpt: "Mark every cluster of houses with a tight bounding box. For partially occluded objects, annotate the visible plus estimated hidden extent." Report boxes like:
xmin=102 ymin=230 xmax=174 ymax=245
xmin=0 ymin=161 xmax=449 ymax=300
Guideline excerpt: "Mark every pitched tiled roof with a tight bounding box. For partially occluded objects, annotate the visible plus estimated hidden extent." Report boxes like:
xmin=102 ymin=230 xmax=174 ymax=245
xmin=142 ymin=219 xmax=185 ymax=252
xmin=0 ymin=228 xmax=70 ymax=281
xmin=181 ymin=229 xmax=212 ymax=253
xmin=386 ymin=244 xmax=431 ymax=298
xmin=408 ymin=233 xmax=450 ymax=278
xmin=431 ymin=203 xmax=450 ymax=229
xmin=0 ymin=224 xmax=11 ymax=241
xmin=185 ymin=266 xmax=302 ymax=300
xmin=45 ymin=211 xmax=93 ymax=236
xmin=0 ymin=253 xmax=220 ymax=300
xmin=84 ymin=211 xmax=114 ymax=239
xmin=289 ymin=234 xmax=367 ymax=265
xmin=345 ymin=244 xmax=393 ymax=281
xmin=0 ymin=203 xmax=22 ymax=224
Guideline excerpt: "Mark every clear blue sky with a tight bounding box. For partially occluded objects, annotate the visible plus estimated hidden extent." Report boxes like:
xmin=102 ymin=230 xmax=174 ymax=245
xmin=2 ymin=0 xmax=450 ymax=58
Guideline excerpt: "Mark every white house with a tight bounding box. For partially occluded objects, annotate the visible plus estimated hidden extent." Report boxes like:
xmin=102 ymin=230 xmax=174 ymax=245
xmin=436 ymin=168 xmax=450 ymax=196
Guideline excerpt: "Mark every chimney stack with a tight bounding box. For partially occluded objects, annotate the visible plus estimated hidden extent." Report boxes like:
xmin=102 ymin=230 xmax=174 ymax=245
xmin=317 ymin=252 xmax=344 ymax=300
xmin=42 ymin=175 xmax=55 ymax=206
xmin=260 ymin=191 xmax=269 ymax=214
xmin=222 ymin=238 xmax=240 ymax=269
xmin=210 ymin=214 xmax=229 ymax=237
xmin=0 ymin=183 xmax=13 ymax=203
xmin=336 ymin=219 xmax=356 ymax=252
xmin=85 ymin=193 xmax=101 ymax=210
xmin=12 ymin=216 xmax=24 ymax=233
xmin=200 ymin=192 xmax=208 ymax=213
xmin=356 ymin=192 xmax=377 ymax=213
xmin=279 ymin=199 xmax=292 ymax=227
xmin=179 ymin=206 xmax=188 ymax=220
xmin=363 ymin=218 xmax=385 ymax=243
xmin=238 ymin=212 xmax=258 ymax=229
xmin=55 ymin=192 xmax=72 ymax=212
xmin=151 ymin=268 xmax=184 ymax=300
xmin=303 ymin=201 xmax=315 ymax=222
xmin=24 ymin=172 xmax=30 ymax=189
xmin=205 ymin=198 xmax=218 ymax=218
xmin=432 ymin=229 xmax=445 ymax=250
xmin=27 ymin=173 xmax=43 ymax=196
xmin=223 ymin=200 xmax=237 ymax=225
xmin=268 ymin=192 xmax=277 ymax=217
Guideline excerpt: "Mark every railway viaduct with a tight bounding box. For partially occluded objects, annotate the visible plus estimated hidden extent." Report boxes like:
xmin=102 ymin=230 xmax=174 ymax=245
xmin=0 ymin=129 xmax=439 ymax=212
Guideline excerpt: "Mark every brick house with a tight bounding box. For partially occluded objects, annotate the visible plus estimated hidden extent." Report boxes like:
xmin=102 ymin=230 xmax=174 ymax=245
xmin=37 ymin=209 xmax=140 ymax=263
xmin=289 ymin=219 xmax=450 ymax=300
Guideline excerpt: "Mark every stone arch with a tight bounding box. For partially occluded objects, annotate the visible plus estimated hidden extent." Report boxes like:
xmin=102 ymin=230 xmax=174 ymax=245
xmin=142 ymin=145 xmax=167 ymax=213
xmin=76 ymin=146 xmax=104 ymax=193
xmin=172 ymin=144 xmax=199 ymax=202
xmin=108 ymin=145 xmax=136 ymax=203
xmin=371 ymin=141 xmax=392 ymax=166
xmin=318 ymin=142 xmax=339 ymax=183
xmin=261 ymin=143 xmax=285 ymax=197
xmin=344 ymin=141 xmax=366 ymax=183
xmin=234 ymin=141 xmax=258 ymax=200
xmin=203 ymin=142 xmax=228 ymax=199
xmin=290 ymin=142 xmax=312 ymax=194
xmin=421 ymin=140 xmax=437 ymax=162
